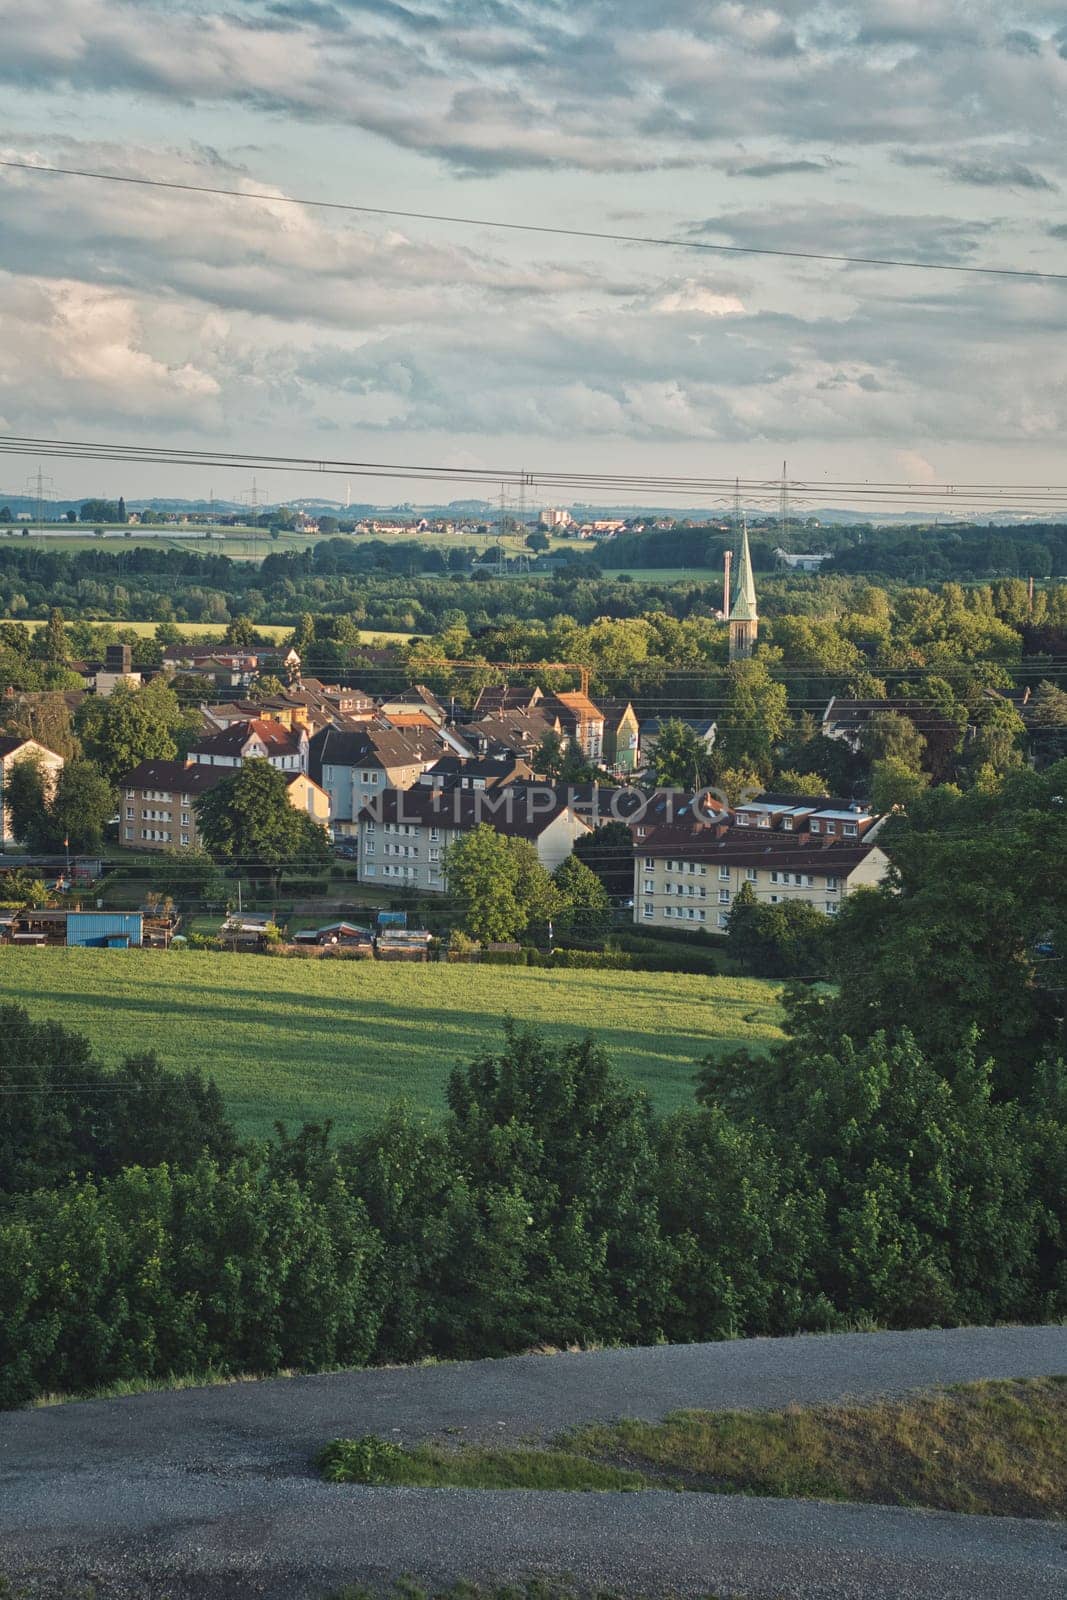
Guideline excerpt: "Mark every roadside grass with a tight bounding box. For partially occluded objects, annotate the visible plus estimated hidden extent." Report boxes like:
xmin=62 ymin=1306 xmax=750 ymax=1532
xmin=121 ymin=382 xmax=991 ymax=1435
xmin=0 ymin=948 xmax=782 ymax=1140
xmin=320 ymin=1437 xmax=642 ymax=1492
xmin=321 ymin=1379 xmax=1067 ymax=1519
xmin=28 ymin=1366 xmax=303 ymax=1408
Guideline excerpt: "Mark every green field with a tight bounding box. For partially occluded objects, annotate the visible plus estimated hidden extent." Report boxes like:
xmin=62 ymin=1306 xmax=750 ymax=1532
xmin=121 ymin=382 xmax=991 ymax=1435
xmin=0 ymin=948 xmax=782 ymax=1140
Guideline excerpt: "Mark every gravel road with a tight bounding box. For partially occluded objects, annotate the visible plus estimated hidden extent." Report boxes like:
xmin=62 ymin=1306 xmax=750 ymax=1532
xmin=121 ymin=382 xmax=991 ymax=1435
xmin=2 ymin=1324 xmax=1065 ymax=1599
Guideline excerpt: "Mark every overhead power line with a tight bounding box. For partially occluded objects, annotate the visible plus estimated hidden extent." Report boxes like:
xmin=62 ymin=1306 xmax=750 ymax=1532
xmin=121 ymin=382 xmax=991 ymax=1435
xmin=6 ymin=434 xmax=1067 ymax=510
xmin=2 ymin=158 xmax=1066 ymax=284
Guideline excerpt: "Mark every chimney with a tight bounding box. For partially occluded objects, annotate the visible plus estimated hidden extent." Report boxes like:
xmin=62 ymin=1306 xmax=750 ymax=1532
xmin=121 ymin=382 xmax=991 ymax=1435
xmin=105 ymin=643 xmax=132 ymax=674
xmin=722 ymin=548 xmax=732 ymax=620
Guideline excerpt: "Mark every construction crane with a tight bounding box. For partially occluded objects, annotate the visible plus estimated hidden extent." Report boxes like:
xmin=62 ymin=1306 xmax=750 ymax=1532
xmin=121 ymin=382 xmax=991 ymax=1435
xmin=422 ymin=659 xmax=591 ymax=699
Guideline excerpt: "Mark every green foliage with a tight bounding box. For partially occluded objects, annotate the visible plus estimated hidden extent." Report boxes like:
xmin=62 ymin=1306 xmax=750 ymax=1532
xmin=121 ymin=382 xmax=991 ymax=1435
xmin=552 ymin=853 xmax=611 ymax=939
xmin=76 ymin=677 xmax=193 ymax=784
xmin=0 ymin=1005 xmax=237 ymax=1195
xmin=443 ymin=825 xmax=560 ymax=943
xmin=6 ymin=755 xmax=113 ymax=851
xmin=651 ymin=717 xmax=714 ymax=788
xmin=726 ymin=882 xmax=834 ymax=978
xmin=195 ymin=758 xmax=331 ymax=888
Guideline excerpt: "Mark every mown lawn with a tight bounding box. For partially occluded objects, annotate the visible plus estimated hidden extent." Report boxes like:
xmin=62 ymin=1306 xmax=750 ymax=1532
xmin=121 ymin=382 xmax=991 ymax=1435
xmin=0 ymin=949 xmax=781 ymax=1140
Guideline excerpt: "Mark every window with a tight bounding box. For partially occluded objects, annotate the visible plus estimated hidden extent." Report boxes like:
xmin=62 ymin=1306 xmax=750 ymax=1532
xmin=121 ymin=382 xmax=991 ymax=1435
xmin=717 ymin=911 xmax=729 ymax=929
xmin=125 ymin=827 xmax=133 ymax=839
xmin=825 ymin=875 xmax=838 ymax=891
xmin=719 ymin=865 xmax=730 ymax=880
xmin=770 ymin=870 xmax=780 ymax=884
xmin=769 ymin=894 xmax=780 ymax=904
xmin=430 ymin=848 xmax=440 ymax=862
xmin=736 ymin=812 xmax=750 ymax=826
xmin=844 ymin=822 xmax=857 ymax=837
xmin=365 ymin=820 xmax=375 ymax=832
xmin=643 ymin=902 xmax=654 ymax=918
xmin=644 ymin=879 xmax=654 ymax=893
xmin=663 ymin=905 xmax=673 ymax=918
xmin=825 ymin=902 xmax=839 ymax=915
xmin=687 ymin=907 xmax=696 ymax=920
xmin=782 ymin=816 xmax=793 ymax=830
xmin=180 ymin=812 xmax=189 ymax=826
xmin=364 ymin=839 xmax=375 ymax=853
xmin=125 ymin=807 xmax=134 ymax=819
xmin=746 ymin=867 xmax=757 ymax=881
xmin=643 ymin=856 xmax=653 ymax=868
xmin=125 ymin=788 xmax=135 ymax=800
xmin=180 ymin=833 xmax=190 ymax=847
xmin=809 ymin=819 xmax=821 ymax=834
xmin=698 ymin=909 xmax=706 ymax=922
xmin=758 ymin=815 xmax=770 ymax=828
xmin=429 ymin=826 xmax=439 ymax=842
xmin=363 ymin=864 xmax=376 ymax=876
xmin=718 ymin=889 xmax=730 ymax=904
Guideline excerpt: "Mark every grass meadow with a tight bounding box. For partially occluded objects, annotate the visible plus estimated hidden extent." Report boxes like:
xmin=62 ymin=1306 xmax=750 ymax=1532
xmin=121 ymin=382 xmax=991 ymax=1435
xmin=0 ymin=948 xmax=782 ymax=1140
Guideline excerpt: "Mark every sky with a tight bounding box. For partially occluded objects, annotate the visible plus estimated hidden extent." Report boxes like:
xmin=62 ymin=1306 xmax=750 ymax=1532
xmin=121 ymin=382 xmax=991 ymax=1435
xmin=2 ymin=0 xmax=1067 ymax=512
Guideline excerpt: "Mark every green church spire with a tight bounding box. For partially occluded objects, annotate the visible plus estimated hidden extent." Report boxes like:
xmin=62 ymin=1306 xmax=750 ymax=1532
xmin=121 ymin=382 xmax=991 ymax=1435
xmin=731 ymin=517 xmax=758 ymax=624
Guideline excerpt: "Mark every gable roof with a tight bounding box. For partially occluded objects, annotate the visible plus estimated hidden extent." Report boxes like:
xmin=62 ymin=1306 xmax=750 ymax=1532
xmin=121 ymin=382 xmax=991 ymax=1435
xmin=358 ymin=782 xmax=587 ymax=841
xmin=637 ymin=821 xmax=884 ymax=874
xmin=119 ymin=759 xmax=228 ymax=795
xmin=190 ymin=718 xmax=305 ymax=760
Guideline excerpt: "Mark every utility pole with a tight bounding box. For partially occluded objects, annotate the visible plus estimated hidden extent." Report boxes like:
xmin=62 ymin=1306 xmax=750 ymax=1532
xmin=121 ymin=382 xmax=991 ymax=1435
xmin=723 ymin=549 xmax=732 ymax=620
xmin=778 ymin=460 xmax=790 ymax=546
xmin=25 ymin=468 xmax=53 ymax=526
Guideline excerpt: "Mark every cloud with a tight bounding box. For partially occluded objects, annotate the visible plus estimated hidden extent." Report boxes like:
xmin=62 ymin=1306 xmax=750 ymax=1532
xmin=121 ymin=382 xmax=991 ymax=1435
xmin=724 ymin=157 xmax=839 ymax=179
xmin=2 ymin=1 xmax=1067 ymax=178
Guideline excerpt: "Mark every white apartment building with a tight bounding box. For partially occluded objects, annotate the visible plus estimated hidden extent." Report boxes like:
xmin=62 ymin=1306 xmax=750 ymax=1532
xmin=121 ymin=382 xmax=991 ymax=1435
xmin=356 ymin=785 xmax=590 ymax=894
xmin=634 ymin=824 xmax=890 ymax=933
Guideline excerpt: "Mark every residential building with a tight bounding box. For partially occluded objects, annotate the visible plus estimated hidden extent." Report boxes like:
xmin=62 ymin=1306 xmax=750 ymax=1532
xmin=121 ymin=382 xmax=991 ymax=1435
xmin=775 ymin=548 xmax=831 ymax=571
xmin=355 ymin=784 xmax=590 ymax=894
xmin=94 ymin=643 xmax=143 ymax=698
xmin=418 ymin=754 xmax=535 ymax=790
xmin=598 ymin=700 xmax=641 ymax=774
xmin=378 ymin=685 xmax=447 ymax=726
xmin=732 ymin=793 xmax=878 ymax=840
xmin=465 ymin=704 xmax=562 ymax=760
xmin=634 ymin=824 xmax=890 ymax=932
xmin=821 ymin=695 xmax=959 ymax=752
xmin=189 ymin=718 xmax=309 ymax=774
xmin=0 ymin=735 xmax=64 ymax=847
xmin=118 ymin=758 xmax=328 ymax=851
xmin=471 ymin=685 xmax=544 ymax=716
xmin=543 ymin=691 xmax=605 ymax=762
xmin=309 ymin=724 xmax=447 ymax=834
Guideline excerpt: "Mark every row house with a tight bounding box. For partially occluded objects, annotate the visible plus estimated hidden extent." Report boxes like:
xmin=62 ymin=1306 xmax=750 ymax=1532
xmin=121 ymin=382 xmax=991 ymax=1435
xmin=119 ymin=758 xmax=328 ymax=851
xmin=355 ymin=784 xmax=590 ymax=894
xmin=633 ymin=823 xmax=890 ymax=933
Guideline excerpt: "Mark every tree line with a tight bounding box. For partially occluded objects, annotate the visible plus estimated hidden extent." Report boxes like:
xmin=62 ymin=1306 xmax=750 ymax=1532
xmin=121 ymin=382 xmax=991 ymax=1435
xmin=3 ymin=763 xmax=1065 ymax=1405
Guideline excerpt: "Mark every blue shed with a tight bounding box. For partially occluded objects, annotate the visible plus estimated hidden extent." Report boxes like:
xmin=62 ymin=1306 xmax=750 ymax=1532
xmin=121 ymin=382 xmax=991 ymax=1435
xmin=66 ymin=912 xmax=143 ymax=949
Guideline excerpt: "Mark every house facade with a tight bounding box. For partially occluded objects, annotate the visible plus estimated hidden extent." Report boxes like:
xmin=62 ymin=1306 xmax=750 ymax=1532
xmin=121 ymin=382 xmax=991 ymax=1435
xmin=190 ymin=718 xmax=309 ymax=774
xmin=119 ymin=758 xmax=328 ymax=850
xmin=599 ymin=700 xmax=641 ymax=774
xmin=0 ymin=736 xmax=65 ymax=846
xmin=634 ymin=823 xmax=890 ymax=933
xmin=310 ymin=725 xmax=446 ymax=834
xmin=355 ymin=784 xmax=590 ymax=893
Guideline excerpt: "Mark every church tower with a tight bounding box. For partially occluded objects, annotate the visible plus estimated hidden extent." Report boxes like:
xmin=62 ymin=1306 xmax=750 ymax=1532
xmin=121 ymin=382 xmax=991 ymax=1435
xmin=729 ymin=517 xmax=758 ymax=661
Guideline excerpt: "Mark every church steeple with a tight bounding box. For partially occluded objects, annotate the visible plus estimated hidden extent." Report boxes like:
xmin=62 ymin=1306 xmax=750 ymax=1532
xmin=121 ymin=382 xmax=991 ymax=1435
xmin=729 ymin=517 xmax=758 ymax=660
